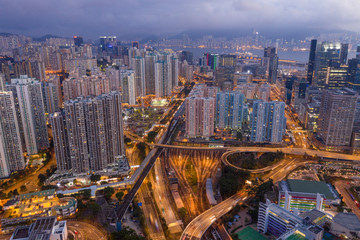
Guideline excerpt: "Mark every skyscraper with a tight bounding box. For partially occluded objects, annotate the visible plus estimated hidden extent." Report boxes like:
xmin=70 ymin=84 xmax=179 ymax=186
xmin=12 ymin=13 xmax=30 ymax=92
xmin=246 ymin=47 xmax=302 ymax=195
xmin=41 ymin=82 xmax=60 ymax=114
xmin=347 ymin=48 xmax=360 ymax=93
xmin=132 ymin=41 xmax=139 ymax=49
xmin=52 ymin=92 xmax=126 ymax=174
xmin=291 ymin=79 xmax=308 ymax=112
xmin=120 ymin=70 xmax=136 ymax=105
xmin=203 ymin=53 xmax=218 ymax=70
xmin=132 ymin=56 xmax=146 ymax=98
xmin=250 ymin=100 xmax=286 ymax=143
xmin=0 ymin=91 xmax=24 ymax=177
xmin=73 ymin=36 xmax=83 ymax=47
xmin=308 ymin=41 xmax=346 ymax=88
xmin=99 ymin=36 xmax=117 ymax=53
xmin=318 ymin=88 xmax=358 ymax=147
xmin=155 ymin=60 xmax=170 ymax=98
xmin=307 ymin=39 xmax=317 ymax=85
xmin=0 ymin=73 xmax=5 ymax=91
xmin=49 ymin=112 xmax=70 ymax=172
xmin=145 ymin=54 xmax=156 ymax=95
xmin=170 ymin=56 xmax=179 ymax=89
xmin=7 ymin=75 xmax=48 ymax=155
xmin=216 ymin=91 xmax=247 ymax=130
xmin=263 ymin=47 xmax=279 ymax=84
xmin=185 ymin=96 xmax=215 ymax=138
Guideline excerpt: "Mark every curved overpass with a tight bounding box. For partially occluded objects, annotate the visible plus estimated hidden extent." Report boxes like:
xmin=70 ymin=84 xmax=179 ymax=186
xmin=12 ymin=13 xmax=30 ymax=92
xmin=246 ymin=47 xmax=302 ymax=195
xmin=221 ymin=151 xmax=286 ymax=173
xmin=181 ymin=192 xmax=247 ymax=240
xmin=153 ymin=144 xmax=360 ymax=161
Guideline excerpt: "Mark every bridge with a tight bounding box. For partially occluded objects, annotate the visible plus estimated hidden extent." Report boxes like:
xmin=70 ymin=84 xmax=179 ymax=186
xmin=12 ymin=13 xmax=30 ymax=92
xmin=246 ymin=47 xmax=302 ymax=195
xmin=153 ymin=144 xmax=360 ymax=161
xmin=181 ymin=193 xmax=247 ymax=240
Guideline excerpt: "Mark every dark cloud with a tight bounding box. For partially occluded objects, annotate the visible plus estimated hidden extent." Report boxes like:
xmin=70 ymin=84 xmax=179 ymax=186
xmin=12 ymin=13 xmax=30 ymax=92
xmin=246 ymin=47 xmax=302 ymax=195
xmin=0 ymin=0 xmax=359 ymax=40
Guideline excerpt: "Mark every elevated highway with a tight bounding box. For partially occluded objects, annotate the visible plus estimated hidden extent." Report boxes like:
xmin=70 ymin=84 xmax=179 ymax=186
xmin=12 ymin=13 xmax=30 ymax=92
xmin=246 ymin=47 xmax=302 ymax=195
xmin=153 ymin=144 xmax=360 ymax=161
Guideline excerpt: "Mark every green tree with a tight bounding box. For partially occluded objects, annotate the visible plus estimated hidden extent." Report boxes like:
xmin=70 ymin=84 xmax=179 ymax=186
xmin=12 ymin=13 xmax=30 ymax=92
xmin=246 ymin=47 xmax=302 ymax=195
xmin=7 ymin=192 xmax=13 ymax=198
xmin=178 ymin=207 xmax=188 ymax=221
xmin=13 ymin=189 xmax=19 ymax=195
xmin=116 ymin=191 xmax=124 ymax=201
xmin=103 ymin=187 xmax=115 ymax=200
xmin=20 ymin=185 xmax=27 ymax=192
xmin=80 ymin=189 xmax=92 ymax=200
xmin=57 ymin=193 xmax=64 ymax=199
xmin=38 ymin=173 xmax=47 ymax=183
xmin=146 ymin=131 xmax=158 ymax=143
xmin=219 ymin=166 xmax=250 ymax=198
xmin=236 ymin=131 xmax=243 ymax=141
xmin=88 ymin=202 xmax=101 ymax=215
xmin=90 ymin=174 xmax=101 ymax=182
xmin=110 ymin=227 xmax=145 ymax=240
xmin=124 ymin=138 xmax=132 ymax=144
xmin=136 ymin=142 xmax=147 ymax=160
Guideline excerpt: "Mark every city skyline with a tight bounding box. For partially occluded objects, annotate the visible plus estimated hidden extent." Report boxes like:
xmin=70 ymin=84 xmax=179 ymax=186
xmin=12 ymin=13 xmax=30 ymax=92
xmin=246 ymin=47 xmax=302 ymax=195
xmin=1 ymin=0 xmax=360 ymax=40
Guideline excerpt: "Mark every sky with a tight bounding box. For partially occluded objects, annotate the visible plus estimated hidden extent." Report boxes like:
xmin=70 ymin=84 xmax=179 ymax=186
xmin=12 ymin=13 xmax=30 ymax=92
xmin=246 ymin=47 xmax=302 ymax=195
xmin=0 ymin=0 xmax=359 ymax=40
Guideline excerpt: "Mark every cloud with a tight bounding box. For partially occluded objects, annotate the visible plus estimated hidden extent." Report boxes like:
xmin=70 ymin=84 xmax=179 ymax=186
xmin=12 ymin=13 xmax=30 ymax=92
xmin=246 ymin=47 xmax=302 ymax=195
xmin=0 ymin=0 xmax=359 ymax=40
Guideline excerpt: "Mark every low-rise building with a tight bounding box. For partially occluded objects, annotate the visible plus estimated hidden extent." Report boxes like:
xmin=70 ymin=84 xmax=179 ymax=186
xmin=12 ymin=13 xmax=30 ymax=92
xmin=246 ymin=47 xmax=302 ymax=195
xmin=10 ymin=216 xmax=67 ymax=240
xmin=279 ymin=179 xmax=340 ymax=213
xmin=2 ymin=190 xmax=77 ymax=229
xmin=330 ymin=213 xmax=360 ymax=239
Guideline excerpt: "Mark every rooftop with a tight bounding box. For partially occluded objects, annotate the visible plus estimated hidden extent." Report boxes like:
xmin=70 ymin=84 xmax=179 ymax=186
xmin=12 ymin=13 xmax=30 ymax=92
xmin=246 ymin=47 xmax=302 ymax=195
xmin=333 ymin=213 xmax=360 ymax=231
xmin=236 ymin=226 xmax=267 ymax=240
xmin=19 ymin=189 xmax=56 ymax=200
xmin=299 ymin=209 xmax=327 ymax=223
xmin=12 ymin=226 xmax=30 ymax=239
xmin=284 ymin=179 xmax=336 ymax=199
xmin=285 ymin=233 xmax=307 ymax=240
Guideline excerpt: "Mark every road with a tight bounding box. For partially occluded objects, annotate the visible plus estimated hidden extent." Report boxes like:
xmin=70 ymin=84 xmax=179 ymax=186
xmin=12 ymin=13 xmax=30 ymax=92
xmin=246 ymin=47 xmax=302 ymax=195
xmin=334 ymin=181 xmax=360 ymax=219
xmin=180 ymin=157 xmax=312 ymax=240
xmin=116 ymin=118 xmax=180 ymax=223
xmin=270 ymin=85 xmax=311 ymax=149
xmin=153 ymin=144 xmax=360 ymax=161
xmin=67 ymin=220 xmax=107 ymax=240
xmin=137 ymin=184 xmax=166 ymax=240
xmin=180 ymin=193 xmax=247 ymax=240
xmin=151 ymin=157 xmax=182 ymax=233
xmin=221 ymin=151 xmax=289 ymax=173
xmin=3 ymin=147 xmax=57 ymax=194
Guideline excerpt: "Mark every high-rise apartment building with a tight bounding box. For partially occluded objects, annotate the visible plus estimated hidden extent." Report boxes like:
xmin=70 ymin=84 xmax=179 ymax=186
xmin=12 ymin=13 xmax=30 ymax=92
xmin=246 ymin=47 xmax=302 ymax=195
xmin=49 ymin=112 xmax=70 ymax=172
xmin=155 ymin=60 xmax=170 ymax=98
xmin=216 ymin=91 xmax=247 ymax=130
xmin=145 ymin=54 xmax=156 ymax=95
xmin=0 ymin=73 xmax=5 ymax=91
xmin=0 ymin=91 xmax=25 ymax=177
xmin=7 ymin=75 xmax=48 ymax=155
xmin=132 ymin=56 xmax=145 ymax=98
xmin=250 ymin=100 xmax=286 ymax=143
xmin=120 ymin=70 xmax=136 ymax=105
xmin=318 ymin=88 xmax=358 ymax=147
xmin=41 ymin=82 xmax=60 ymax=114
xmin=51 ymin=92 xmax=127 ymax=174
xmin=185 ymin=96 xmax=215 ymax=138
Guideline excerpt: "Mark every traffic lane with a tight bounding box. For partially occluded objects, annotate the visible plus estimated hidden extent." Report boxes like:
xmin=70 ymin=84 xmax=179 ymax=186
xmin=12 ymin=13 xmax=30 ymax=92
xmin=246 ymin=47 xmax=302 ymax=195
xmin=334 ymin=181 xmax=360 ymax=219
xmin=67 ymin=221 xmax=106 ymax=240
xmin=182 ymin=194 xmax=245 ymax=239
xmin=0 ymin=234 xmax=11 ymax=240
